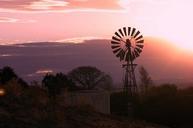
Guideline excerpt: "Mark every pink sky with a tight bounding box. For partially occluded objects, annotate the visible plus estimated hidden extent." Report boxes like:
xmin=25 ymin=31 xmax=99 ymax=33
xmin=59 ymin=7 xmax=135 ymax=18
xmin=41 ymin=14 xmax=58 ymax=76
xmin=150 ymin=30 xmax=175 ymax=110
xmin=0 ymin=0 xmax=193 ymax=52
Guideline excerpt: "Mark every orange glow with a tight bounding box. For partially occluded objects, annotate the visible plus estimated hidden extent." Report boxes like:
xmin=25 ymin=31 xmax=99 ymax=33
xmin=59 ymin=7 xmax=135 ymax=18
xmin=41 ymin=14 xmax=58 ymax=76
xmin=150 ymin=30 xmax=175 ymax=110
xmin=0 ymin=88 xmax=5 ymax=96
xmin=142 ymin=37 xmax=193 ymax=82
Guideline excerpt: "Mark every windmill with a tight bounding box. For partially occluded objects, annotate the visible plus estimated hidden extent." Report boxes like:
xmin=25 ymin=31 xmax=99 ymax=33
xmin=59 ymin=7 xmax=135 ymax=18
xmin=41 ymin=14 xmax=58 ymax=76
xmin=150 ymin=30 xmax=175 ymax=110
xmin=111 ymin=27 xmax=144 ymax=96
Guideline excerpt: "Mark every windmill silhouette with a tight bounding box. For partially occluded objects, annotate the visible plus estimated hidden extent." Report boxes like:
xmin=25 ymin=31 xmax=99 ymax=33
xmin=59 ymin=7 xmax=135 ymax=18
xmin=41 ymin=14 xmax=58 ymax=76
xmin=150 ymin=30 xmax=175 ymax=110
xmin=111 ymin=27 xmax=144 ymax=96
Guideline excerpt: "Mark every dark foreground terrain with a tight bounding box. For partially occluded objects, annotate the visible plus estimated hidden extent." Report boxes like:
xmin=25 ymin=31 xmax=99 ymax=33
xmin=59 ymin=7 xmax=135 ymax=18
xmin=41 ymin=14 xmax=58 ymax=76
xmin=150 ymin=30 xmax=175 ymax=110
xmin=0 ymin=105 xmax=168 ymax=128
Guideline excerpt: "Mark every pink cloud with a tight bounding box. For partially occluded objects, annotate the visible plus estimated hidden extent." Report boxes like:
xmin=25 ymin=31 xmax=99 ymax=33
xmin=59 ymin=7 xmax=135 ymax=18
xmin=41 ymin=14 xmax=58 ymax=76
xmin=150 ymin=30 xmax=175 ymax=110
xmin=0 ymin=17 xmax=18 ymax=23
xmin=0 ymin=17 xmax=36 ymax=23
xmin=65 ymin=0 xmax=121 ymax=9
xmin=26 ymin=0 xmax=69 ymax=10
xmin=0 ymin=0 xmax=122 ymax=12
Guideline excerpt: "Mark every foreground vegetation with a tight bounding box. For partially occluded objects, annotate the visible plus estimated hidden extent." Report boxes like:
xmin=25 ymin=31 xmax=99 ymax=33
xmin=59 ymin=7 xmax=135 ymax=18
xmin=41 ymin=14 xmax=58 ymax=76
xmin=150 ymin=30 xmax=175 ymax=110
xmin=111 ymin=84 xmax=193 ymax=128
xmin=0 ymin=66 xmax=193 ymax=128
xmin=0 ymin=79 xmax=167 ymax=128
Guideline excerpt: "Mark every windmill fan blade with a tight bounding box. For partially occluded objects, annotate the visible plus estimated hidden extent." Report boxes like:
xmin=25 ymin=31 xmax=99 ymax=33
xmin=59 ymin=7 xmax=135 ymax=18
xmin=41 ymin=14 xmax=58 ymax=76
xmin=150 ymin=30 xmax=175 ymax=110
xmin=134 ymin=31 xmax=140 ymax=38
xmin=112 ymin=36 xmax=120 ymax=42
xmin=111 ymin=45 xmax=120 ymax=49
xmin=111 ymin=40 xmax=120 ymax=45
xmin=113 ymin=48 xmax=121 ymax=54
xmin=116 ymin=49 xmax=125 ymax=60
xmin=120 ymin=51 xmax=126 ymax=60
xmin=136 ymin=44 xmax=144 ymax=49
xmin=131 ymin=28 xmax=136 ymax=36
xmin=136 ymin=35 xmax=143 ymax=41
xmin=135 ymin=47 xmax=142 ymax=53
xmin=136 ymin=40 xmax=144 ymax=44
xmin=118 ymin=29 xmax=124 ymax=37
xmin=128 ymin=27 xmax=131 ymax=36
xmin=111 ymin=27 xmax=144 ymax=61
xmin=115 ymin=32 xmax=122 ymax=39
xmin=134 ymin=49 xmax=140 ymax=57
xmin=123 ymin=27 xmax=127 ymax=36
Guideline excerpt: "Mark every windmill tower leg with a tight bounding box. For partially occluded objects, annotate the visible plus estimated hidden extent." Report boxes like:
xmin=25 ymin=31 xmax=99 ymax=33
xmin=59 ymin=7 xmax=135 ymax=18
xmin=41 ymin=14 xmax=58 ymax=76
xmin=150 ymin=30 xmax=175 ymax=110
xmin=124 ymin=63 xmax=129 ymax=94
xmin=123 ymin=62 xmax=138 ymax=96
xmin=130 ymin=61 xmax=137 ymax=95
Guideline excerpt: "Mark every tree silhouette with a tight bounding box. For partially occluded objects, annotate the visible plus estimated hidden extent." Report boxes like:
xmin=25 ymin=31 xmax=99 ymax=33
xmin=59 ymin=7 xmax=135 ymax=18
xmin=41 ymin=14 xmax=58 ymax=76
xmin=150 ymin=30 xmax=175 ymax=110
xmin=0 ymin=66 xmax=28 ymax=88
xmin=42 ymin=73 xmax=76 ymax=99
xmin=0 ymin=66 xmax=18 ymax=84
xmin=68 ymin=66 xmax=112 ymax=90
xmin=139 ymin=66 xmax=153 ymax=93
xmin=135 ymin=84 xmax=181 ymax=126
xmin=18 ymin=78 xmax=29 ymax=88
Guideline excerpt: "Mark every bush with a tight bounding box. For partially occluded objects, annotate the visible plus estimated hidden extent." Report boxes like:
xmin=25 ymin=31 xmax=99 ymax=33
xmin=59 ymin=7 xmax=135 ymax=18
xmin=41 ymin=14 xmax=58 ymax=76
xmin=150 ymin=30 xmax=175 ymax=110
xmin=135 ymin=84 xmax=193 ymax=127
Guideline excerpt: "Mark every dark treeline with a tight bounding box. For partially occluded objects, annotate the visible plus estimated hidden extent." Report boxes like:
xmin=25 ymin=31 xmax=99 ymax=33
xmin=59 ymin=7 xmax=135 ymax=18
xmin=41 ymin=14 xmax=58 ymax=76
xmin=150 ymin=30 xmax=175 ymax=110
xmin=111 ymin=84 xmax=193 ymax=128
xmin=0 ymin=66 xmax=114 ymax=128
xmin=0 ymin=66 xmax=193 ymax=128
xmin=135 ymin=84 xmax=193 ymax=127
xmin=0 ymin=66 xmax=113 ymax=94
xmin=111 ymin=67 xmax=193 ymax=128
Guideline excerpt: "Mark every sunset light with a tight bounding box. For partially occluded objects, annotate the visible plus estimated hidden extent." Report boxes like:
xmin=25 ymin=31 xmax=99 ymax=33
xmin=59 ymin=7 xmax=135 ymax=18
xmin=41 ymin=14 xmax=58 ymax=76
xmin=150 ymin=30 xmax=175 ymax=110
xmin=0 ymin=0 xmax=193 ymax=54
xmin=0 ymin=1 xmax=193 ymax=127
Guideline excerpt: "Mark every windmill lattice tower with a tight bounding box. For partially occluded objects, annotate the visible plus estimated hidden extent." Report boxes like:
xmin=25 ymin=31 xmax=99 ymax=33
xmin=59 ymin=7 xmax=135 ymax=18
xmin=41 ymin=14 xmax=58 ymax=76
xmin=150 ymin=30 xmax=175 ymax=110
xmin=111 ymin=27 xmax=144 ymax=96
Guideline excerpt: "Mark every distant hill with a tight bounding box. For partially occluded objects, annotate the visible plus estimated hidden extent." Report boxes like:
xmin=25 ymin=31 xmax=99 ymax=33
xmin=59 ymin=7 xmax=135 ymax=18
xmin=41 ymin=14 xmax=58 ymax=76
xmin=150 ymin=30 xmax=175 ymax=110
xmin=0 ymin=38 xmax=192 ymax=87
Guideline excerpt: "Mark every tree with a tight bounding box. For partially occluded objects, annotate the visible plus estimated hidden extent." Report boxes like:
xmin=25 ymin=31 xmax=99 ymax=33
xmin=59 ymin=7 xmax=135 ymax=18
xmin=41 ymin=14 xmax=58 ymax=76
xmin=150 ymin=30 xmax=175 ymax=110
xmin=135 ymin=84 xmax=181 ymax=126
xmin=139 ymin=66 xmax=153 ymax=93
xmin=0 ymin=66 xmax=29 ymax=88
xmin=0 ymin=66 xmax=18 ymax=84
xmin=42 ymin=73 xmax=76 ymax=99
xmin=68 ymin=66 xmax=112 ymax=90
xmin=18 ymin=78 xmax=29 ymax=88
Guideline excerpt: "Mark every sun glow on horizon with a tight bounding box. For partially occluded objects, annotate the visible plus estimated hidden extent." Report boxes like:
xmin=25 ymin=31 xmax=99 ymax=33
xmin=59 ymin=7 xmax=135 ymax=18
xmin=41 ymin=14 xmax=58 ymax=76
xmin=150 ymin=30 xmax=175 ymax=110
xmin=129 ymin=0 xmax=193 ymax=53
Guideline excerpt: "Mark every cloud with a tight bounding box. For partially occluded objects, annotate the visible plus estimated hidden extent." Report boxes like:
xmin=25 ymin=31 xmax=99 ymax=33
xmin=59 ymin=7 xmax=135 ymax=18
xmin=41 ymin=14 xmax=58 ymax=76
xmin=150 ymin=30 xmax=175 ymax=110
xmin=36 ymin=69 xmax=53 ymax=74
xmin=0 ymin=0 xmax=123 ymax=13
xmin=0 ymin=17 xmax=18 ymax=23
xmin=0 ymin=17 xmax=36 ymax=23
xmin=57 ymin=36 xmax=110 ymax=43
xmin=27 ymin=69 xmax=53 ymax=77
xmin=0 ymin=54 xmax=12 ymax=57
xmin=0 ymin=38 xmax=21 ymax=45
xmin=27 ymin=0 xmax=69 ymax=10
